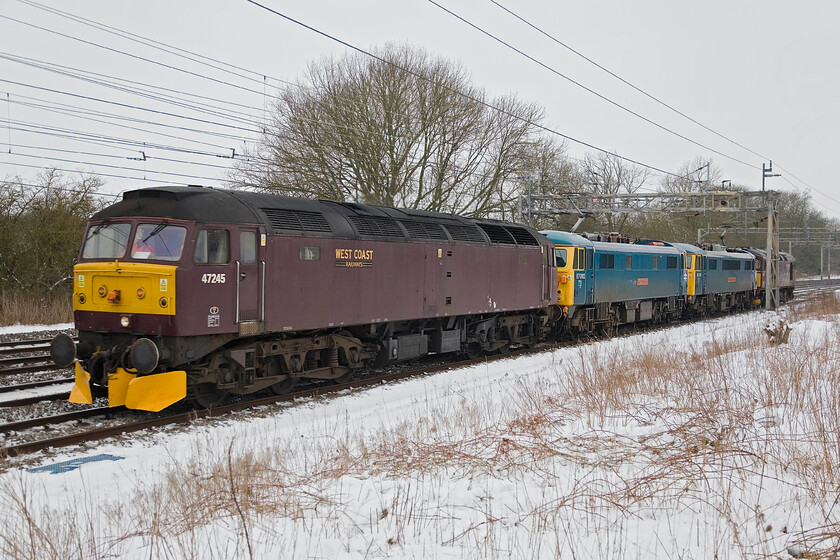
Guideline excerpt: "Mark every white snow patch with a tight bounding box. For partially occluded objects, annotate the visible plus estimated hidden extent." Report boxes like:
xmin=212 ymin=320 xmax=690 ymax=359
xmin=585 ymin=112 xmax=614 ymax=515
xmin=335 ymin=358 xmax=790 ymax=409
xmin=2 ymin=312 xmax=839 ymax=559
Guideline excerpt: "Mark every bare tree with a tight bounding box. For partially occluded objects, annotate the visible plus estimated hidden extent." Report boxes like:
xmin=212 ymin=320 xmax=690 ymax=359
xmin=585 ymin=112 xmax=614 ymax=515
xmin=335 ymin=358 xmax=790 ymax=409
xmin=659 ymin=157 xmax=723 ymax=193
xmin=234 ymin=44 xmax=548 ymax=217
xmin=516 ymin=139 xmax=586 ymax=229
xmin=0 ymin=170 xmax=104 ymax=293
xmin=581 ymin=152 xmax=649 ymax=231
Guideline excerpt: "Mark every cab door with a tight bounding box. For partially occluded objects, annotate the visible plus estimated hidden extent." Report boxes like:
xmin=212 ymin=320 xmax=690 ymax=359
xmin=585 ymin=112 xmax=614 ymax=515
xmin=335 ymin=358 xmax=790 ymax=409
xmin=695 ymin=255 xmax=705 ymax=295
xmin=685 ymin=254 xmax=696 ymax=298
xmin=576 ymin=247 xmax=594 ymax=305
xmin=236 ymin=228 xmax=262 ymax=329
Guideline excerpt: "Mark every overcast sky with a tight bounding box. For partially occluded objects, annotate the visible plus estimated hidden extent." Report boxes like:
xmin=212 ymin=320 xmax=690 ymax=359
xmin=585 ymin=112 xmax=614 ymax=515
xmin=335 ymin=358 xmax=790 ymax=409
xmin=2 ymin=1 xmax=839 ymax=219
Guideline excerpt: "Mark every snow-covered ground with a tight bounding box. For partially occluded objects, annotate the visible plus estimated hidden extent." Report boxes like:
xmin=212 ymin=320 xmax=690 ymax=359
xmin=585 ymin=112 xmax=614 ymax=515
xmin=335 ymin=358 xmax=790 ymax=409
xmin=0 ymin=323 xmax=73 ymax=336
xmin=2 ymin=308 xmax=839 ymax=559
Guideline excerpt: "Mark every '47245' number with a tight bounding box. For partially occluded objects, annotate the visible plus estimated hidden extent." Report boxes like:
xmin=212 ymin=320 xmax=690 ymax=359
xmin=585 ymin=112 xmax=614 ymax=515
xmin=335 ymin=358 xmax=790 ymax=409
xmin=201 ymin=273 xmax=226 ymax=284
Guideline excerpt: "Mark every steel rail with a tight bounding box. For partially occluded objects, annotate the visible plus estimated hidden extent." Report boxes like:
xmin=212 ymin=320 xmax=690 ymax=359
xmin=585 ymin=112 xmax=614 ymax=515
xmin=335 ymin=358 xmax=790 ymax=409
xmin=0 ymin=377 xmax=74 ymax=395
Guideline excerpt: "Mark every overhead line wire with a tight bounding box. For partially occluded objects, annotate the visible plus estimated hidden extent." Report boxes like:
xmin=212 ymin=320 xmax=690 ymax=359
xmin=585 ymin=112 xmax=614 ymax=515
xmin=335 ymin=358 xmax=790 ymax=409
xmin=16 ymin=0 xmax=292 ymax=89
xmin=1 ymin=152 xmax=224 ymax=183
xmin=7 ymin=95 xmax=254 ymax=146
xmin=0 ymin=159 xmax=224 ymax=187
xmin=8 ymin=142 xmax=239 ymax=171
xmin=0 ymin=78 xmax=260 ymax=134
xmin=0 ymin=54 xmax=265 ymax=129
xmin=427 ymin=0 xmax=757 ymax=170
xmin=0 ymin=13 xmax=269 ymax=99
xmin=243 ymin=0 xmax=685 ymax=180
xmin=3 ymin=120 xmax=240 ymax=158
xmin=0 ymin=6 xmax=668 ymax=174
xmin=0 ymin=52 xmax=265 ymax=122
xmin=488 ymin=1 xmax=840 ymax=214
xmin=488 ymin=0 xmax=771 ymax=163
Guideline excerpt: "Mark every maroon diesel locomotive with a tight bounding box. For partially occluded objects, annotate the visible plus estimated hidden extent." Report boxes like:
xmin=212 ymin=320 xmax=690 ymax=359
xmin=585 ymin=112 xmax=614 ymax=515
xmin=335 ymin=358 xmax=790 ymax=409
xmin=50 ymin=186 xmax=557 ymax=410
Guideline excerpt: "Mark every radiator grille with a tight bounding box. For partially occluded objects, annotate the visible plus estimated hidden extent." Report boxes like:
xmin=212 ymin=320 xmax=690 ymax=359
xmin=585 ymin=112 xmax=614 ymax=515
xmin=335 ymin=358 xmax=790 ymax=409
xmin=260 ymin=208 xmax=331 ymax=233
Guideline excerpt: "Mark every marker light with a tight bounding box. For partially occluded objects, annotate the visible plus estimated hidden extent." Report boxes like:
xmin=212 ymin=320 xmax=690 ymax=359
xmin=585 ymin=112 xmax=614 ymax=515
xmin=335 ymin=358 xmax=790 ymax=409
xmin=137 ymin=287 xmax=146 ymax=299
xmin=98 ymin=285 xmax=107 ymax=298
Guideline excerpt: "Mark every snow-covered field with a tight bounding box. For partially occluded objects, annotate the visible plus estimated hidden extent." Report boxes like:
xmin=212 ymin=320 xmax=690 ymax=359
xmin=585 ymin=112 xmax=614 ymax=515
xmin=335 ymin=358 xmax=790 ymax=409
xmin=2 ymin=305 xmax=839 ymax=559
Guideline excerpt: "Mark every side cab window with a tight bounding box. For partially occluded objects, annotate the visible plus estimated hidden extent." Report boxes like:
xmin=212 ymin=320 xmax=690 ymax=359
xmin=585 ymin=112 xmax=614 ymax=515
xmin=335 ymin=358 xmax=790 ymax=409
xmin=240 ymin=231 xmax=257 ymax=264
xmin=195 ymin=229 xmax=230 ymax=264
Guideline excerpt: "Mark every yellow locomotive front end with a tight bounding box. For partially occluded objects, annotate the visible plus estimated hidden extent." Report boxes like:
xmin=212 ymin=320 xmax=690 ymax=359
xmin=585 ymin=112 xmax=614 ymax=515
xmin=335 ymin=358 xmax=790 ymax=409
xmin=554 ymin=246 xmax=576 ymax=309
xmin=51 ymin=220 xmax=189 ymax=412
xmin=73 ymin=261 xmax=177 ymax=317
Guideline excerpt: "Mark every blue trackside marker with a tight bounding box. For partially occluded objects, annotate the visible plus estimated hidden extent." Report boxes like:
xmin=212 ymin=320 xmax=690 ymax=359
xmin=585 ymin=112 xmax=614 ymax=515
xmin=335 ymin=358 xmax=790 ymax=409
xmin=27 ymin=454 xmax=124 ymax=474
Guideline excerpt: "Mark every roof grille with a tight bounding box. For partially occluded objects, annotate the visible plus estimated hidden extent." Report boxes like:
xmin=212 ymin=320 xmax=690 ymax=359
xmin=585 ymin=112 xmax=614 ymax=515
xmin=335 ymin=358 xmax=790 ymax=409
xmin=348 ymin=215 xmax=405 ymax=238
xmin=400 ymin=220 xmax=449 ymax=241
xmin=443 ymin=224 xmax=487 ymax=243
xmin=260 ymin=208 xmax=331 ymax=233
xmin=478 ymin=224 xmax=516 ymax=245
xmin=504 ymin=226 xmax=540 ymax=246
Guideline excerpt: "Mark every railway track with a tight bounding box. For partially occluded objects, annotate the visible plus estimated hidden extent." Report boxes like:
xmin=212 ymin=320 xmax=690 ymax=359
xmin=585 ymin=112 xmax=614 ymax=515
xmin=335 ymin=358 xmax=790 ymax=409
xmin=0 ymin=337 xmax=56 ymax=354
xmin=2 ymin=277 xmax=838 ymax=460
xmin=0 ymin=336 xmax=76 ymax=377
xmin=0 ymin=350 xmax=522 ymax=458
xmin=791 ymin=277 xmax=840 ymax=298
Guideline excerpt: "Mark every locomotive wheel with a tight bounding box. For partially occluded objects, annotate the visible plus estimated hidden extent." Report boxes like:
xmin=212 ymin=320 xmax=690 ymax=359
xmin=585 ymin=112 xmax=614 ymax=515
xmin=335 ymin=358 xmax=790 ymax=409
xmin=190 ymin=383 xmax=228 ymax=409
xmin=332 ymin=370 xmax=356 ymax=385
xmin=270 ymin=377 xmax=297 ymax=395
xmin=465 ymin=343 xmax=485 ymax=360
xmin=494 ymin=343 xmax=512 ymax=355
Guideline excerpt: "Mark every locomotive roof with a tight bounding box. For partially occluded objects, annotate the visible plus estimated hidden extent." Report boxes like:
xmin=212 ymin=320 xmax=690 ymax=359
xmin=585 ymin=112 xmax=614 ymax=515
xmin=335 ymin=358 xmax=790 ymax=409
xmin=736 ymin=247 xmax=796 ymax=262
xmin=93 ymin=185 xmax=548 ymax=247
xmin=541 ymin=231 xmax=682 ymax=254
xmin=539 ymin=231 xmax=593 ymax=246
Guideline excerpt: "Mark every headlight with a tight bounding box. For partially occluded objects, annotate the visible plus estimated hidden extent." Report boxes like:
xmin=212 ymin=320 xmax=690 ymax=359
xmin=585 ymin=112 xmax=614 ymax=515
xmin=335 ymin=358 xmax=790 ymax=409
xmin=120 ymin=315 xmax=131 ymax=328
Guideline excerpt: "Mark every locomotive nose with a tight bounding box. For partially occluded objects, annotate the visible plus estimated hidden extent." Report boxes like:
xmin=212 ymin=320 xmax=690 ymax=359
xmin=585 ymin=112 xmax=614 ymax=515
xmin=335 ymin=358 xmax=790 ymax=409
xmin=50 ymin=333 xmax=77 ymax=367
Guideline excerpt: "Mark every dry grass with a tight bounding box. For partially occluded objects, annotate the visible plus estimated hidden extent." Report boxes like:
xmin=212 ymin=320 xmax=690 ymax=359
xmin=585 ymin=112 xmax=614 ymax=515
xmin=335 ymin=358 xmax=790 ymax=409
xmin=4 ymin=303 xmax=840 ymax=558
xmin=0 ymin=290 xmax=73 ymax=326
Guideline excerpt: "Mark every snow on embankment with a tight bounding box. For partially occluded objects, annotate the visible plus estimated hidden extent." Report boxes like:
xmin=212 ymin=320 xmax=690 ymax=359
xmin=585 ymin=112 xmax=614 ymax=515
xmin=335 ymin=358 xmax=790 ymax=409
xmin=2 ymin=310 xmax=840 ymax=559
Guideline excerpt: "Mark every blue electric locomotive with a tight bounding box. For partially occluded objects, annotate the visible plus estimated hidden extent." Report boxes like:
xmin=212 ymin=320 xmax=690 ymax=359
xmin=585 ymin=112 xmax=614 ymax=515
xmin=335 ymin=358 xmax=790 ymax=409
xmin=541 ymin=231 xmax=687 ymax=335
xmin=639 ymin=241 xmax=756 ymax=314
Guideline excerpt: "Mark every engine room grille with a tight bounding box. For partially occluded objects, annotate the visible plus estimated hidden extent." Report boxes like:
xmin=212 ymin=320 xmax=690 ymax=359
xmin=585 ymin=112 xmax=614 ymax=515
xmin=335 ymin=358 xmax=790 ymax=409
xmin=504 ymin=226 xmax=540 ymax=246
xmin=348 ymin=215 xmax=405 ymax=238
xmin=400 ymin=220 xmax=450 ymax=241
xmin=478 ymin=224 xmax=516 ymax=245
xmin=443 ymin=224 xmax=486 ymax=243
xmin=260 ymin=208 xmax=332 ymax=233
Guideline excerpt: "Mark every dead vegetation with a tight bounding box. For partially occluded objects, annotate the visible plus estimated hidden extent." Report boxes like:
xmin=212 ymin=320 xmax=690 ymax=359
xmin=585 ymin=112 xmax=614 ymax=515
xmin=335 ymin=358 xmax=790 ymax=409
xmin=3 ymin=302 xmax=840 ymax=558
xmin=0 ymin=290 xmax=73 ymax=327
